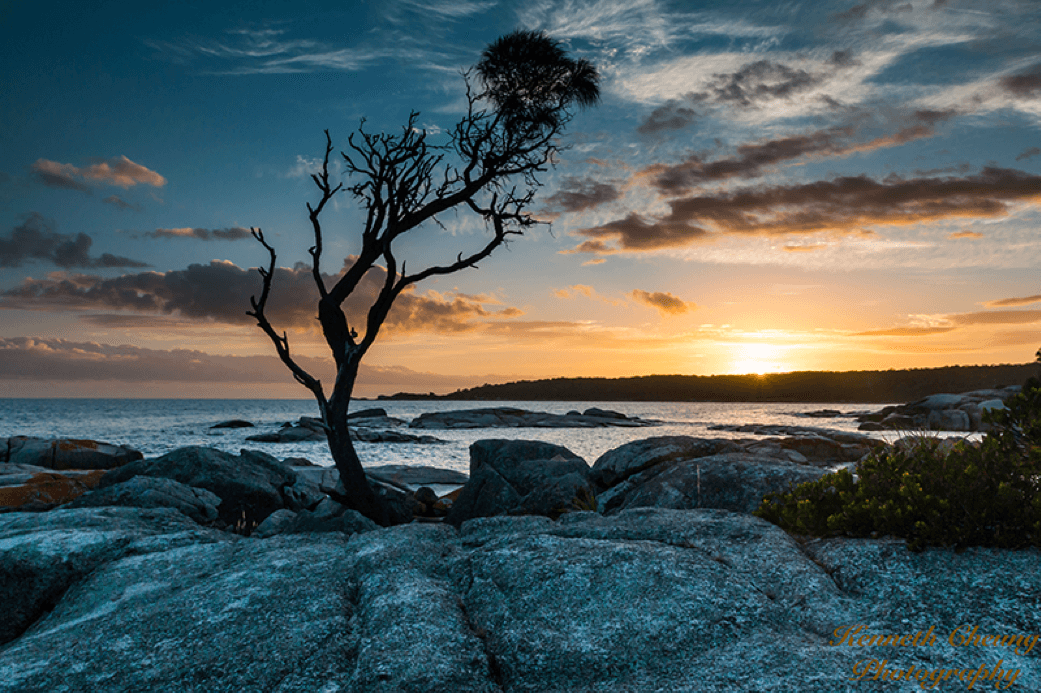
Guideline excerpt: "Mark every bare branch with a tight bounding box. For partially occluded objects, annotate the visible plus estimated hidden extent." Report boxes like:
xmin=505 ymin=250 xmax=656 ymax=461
xmin=307 ymin=130 xmax=343 ymax=300
xmin=246 ymin=228 xmax=327 ymax=407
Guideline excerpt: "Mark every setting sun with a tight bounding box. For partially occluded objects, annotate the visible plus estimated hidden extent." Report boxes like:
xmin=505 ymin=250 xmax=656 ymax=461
xmin=730 ymin=342 xmax=788 ymax=375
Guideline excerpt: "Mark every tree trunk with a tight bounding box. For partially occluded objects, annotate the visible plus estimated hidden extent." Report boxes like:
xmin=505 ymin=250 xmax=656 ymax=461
xmin=324 ymin=363 xmax=395 ymax=526
xmin=326 ymin=422 xmax=392 ymax=526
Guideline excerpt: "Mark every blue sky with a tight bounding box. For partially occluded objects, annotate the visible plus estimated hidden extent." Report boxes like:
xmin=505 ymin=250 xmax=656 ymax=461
xmin=1 ymin=0 xmax=1040 ymax=397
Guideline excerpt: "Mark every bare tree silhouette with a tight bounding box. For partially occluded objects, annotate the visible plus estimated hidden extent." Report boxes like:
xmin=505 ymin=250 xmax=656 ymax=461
xmin=247 ymin=31 xmax=600 ymax=525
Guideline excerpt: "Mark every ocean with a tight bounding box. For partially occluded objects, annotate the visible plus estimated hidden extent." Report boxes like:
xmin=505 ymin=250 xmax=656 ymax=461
xmin=0 ymin=399 xmax=906 ymax=476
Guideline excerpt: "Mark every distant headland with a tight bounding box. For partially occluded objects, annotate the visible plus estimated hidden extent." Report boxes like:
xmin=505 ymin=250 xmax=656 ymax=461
xmin=378 ymin=363 xmax=1040 ymax=403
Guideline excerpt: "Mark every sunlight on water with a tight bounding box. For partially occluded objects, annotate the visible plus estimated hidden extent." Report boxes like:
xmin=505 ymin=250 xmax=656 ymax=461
xmin=0 ymin=399 xmax=897 ymax=476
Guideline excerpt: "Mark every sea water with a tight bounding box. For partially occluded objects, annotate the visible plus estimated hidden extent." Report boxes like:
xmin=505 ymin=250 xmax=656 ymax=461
xmin=0 ymin=399 xmax=897 ymax=477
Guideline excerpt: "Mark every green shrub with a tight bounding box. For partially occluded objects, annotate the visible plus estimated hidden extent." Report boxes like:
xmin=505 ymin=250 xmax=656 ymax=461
xmin=754 ymin=378 xmax=1041 ymax=551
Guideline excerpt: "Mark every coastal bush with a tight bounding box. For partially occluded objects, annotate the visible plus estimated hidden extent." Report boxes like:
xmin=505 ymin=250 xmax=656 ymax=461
xmin=754 ymin=378 xmax=1041 ymax=551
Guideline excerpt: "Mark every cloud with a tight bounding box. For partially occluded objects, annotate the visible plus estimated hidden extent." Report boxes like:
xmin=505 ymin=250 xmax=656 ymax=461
xmin=0 ymin=258 xmax=521 ymax=336
xmin=949 ymin=230 xmax=983 ymax=239
xmin=572 ymin=167 xmax=1041 ymax=253
xmin=637 ymin=96 xmax=701 ymax=134
xmin=0 ymin=214 xmax=149 ymax=269
xmin=30 ymin=160 xmax=91 ymax=192
xmin=783 ymin=243 xmax=828 ymax=252
xmin=0 ymin=336 xmax=517 ymax=395
xmin=543 ymin=177 xmax=621 ymax=213
xmin=639 ymin=116 xmax=946 ymax=193
xmin=142 ymin=227 xmax=253 ymax=241
xmin=854 ymin=326 xmax=957 ymax=336
xmin=983 ymin=295 xmax=1041 ymax=308
xmin=1000 ymin=64 xmax=1041 ymax=98
xmin=384 ymin=0 xmax=497 ymax=21
xmin=629 ymin=289 xmax=693 ymax=315
xmin=833 ymin=0 xmax=913 ymax=22
xmin=706 ymin=60 xmax=823 ymax=107
xmin=31 ymin=156 xmax=166 ymax=192
xmin=103 ymin=195 xmax=141 ymax=212
xmin=572 ymin=213 xmax=709 ymax=253
xmin=950 ymin=310 xmax=1041 ymax=326
xmin=1016 ymin=147 xmax=1041 ymax=162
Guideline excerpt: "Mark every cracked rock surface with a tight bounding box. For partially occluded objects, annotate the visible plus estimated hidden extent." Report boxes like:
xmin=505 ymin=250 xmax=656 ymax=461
xmin=1 ymin=507 xmax=1039 ymax=692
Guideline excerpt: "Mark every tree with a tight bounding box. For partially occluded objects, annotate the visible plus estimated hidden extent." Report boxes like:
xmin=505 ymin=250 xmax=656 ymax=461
xmin=247 ymin=31 xmax=600 ymax=525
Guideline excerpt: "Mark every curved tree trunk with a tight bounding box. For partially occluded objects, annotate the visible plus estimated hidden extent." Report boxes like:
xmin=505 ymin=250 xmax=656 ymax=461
xmin=324 ymin=364 xmax=395 ymax=526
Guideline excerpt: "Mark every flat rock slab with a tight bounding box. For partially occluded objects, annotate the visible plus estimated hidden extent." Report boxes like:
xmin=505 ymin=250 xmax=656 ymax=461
xmin=366 ymin=464 xmax=468 ymax=486
xmin=0 ymin=535 xmax=356 ymax=693
xmin=2 ymin=508 xmax=1039 ymax=692
xmin=410 ymin=407 xmax=660 ymax=429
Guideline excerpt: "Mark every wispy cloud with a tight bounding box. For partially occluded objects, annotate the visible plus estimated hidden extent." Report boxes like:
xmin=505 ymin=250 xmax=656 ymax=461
xmin=102 ymin=195 xmax=141 ymax=212
xmin=31 ymin=156 xmax=166 ymax=192
xmin=140 ymin=227 xmax=253 ymax=241
xmin=983 ymin=295 xmax=1041 ymax=308
xmin=148 ymin=25 xmax=455 ymax=75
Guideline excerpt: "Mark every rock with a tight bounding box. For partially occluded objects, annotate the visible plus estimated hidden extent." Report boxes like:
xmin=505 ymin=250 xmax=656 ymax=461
xmin=2 ymin=508 xmax=1040 ymax=691
xmin=279 ymin=497 xmax=379 ymax=535
xmin=0 ymin=507 xmax=227 ymax=646
xmin=246 ymin=425 xmax=325 ymax=443
xmin=598 ymin=453 xmax=829 ymax=515
xmin=590 ymin=436 xmax=733 ymax=489
xmin=1 ymin=437 xmax=142 ymax=470
xmin=97 ymin=446 xmax=300 ymax=527
xmin=348 ymin=407 xmax=388 ymax=419
xmin=209 ymin=420 xmax=254 ymax=429
xmin=926 ymin=408 xmax=971 ymax=431
xmin=857 ymin=421 xmax=884 ymax=431
xmin=282 ymin=456 xmax=316 ymax=467
xmin=365 ymin=464 xmax=469 ymax=487
xmin=344 ymin=524 xmax=502 ymax=692
xmin=0 ymin=533 xmax=358 ymax=692
xmin=799 ymin=409 xmax=844 ymax=418
xmin=0 ymin=470 xmax=105 ymax=511
xmin=445 ymin=440 xmax=593 ymax=526
xmin=67 ymin=476 xmax=222 ymax=524
xmin=251 ymin=508 xmax=298 ymax=538
xmin=980 ymin=398 xmax=1007 ymax=413
xmin=915 ymin=393 xmax=966 ymax=410
xmin=856 ymin=385 xmax=1024 ymax=432
xmin=409 ymin=406 xmax=659 ymax=429
xmin=351 ymin=428 xmax=445 ymax=443
xmin=581 ymin=406 xmax=627 ymax=419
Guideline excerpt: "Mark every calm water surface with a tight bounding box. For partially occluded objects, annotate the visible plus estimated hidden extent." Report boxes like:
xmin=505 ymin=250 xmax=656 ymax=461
xmin=0 ymin=399 xmax=897 ymax=477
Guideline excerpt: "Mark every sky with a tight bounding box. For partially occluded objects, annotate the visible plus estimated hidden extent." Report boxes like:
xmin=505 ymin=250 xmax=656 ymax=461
xmin=1 ymin=0 xmax=1040 ymax=398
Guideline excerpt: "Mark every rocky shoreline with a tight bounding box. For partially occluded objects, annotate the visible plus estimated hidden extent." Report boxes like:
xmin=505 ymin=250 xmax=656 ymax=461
xmin=2 ymin=416 xmax=1039 ymax=691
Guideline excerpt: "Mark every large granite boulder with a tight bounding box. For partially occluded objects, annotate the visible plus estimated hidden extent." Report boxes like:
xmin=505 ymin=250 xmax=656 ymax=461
xmin=446 ymin=440 xmax=594 ymax=526
xmin=598 ymin=452 xmax=829 ymax=515
xmin=98 ymin=447 xmax=301 ymax=527
xmin=1 ymin=437 xmax=142 ymax=470
xmin=1 ymin=508 xmax=1040 ymax=691
xmin=590 ymin=435 xmax=735 ymax=489
xmin=67 ymin=476 xmax=222 ymax=524
xmin=0 ymin=507 xmax=227 ymax=646
xmin=0 ymin=532 xmax=357 ymax=692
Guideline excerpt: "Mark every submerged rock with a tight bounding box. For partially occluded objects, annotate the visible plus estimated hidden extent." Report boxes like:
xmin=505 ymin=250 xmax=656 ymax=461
xmin=410 ymin=407 xmax=660 ymax=429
